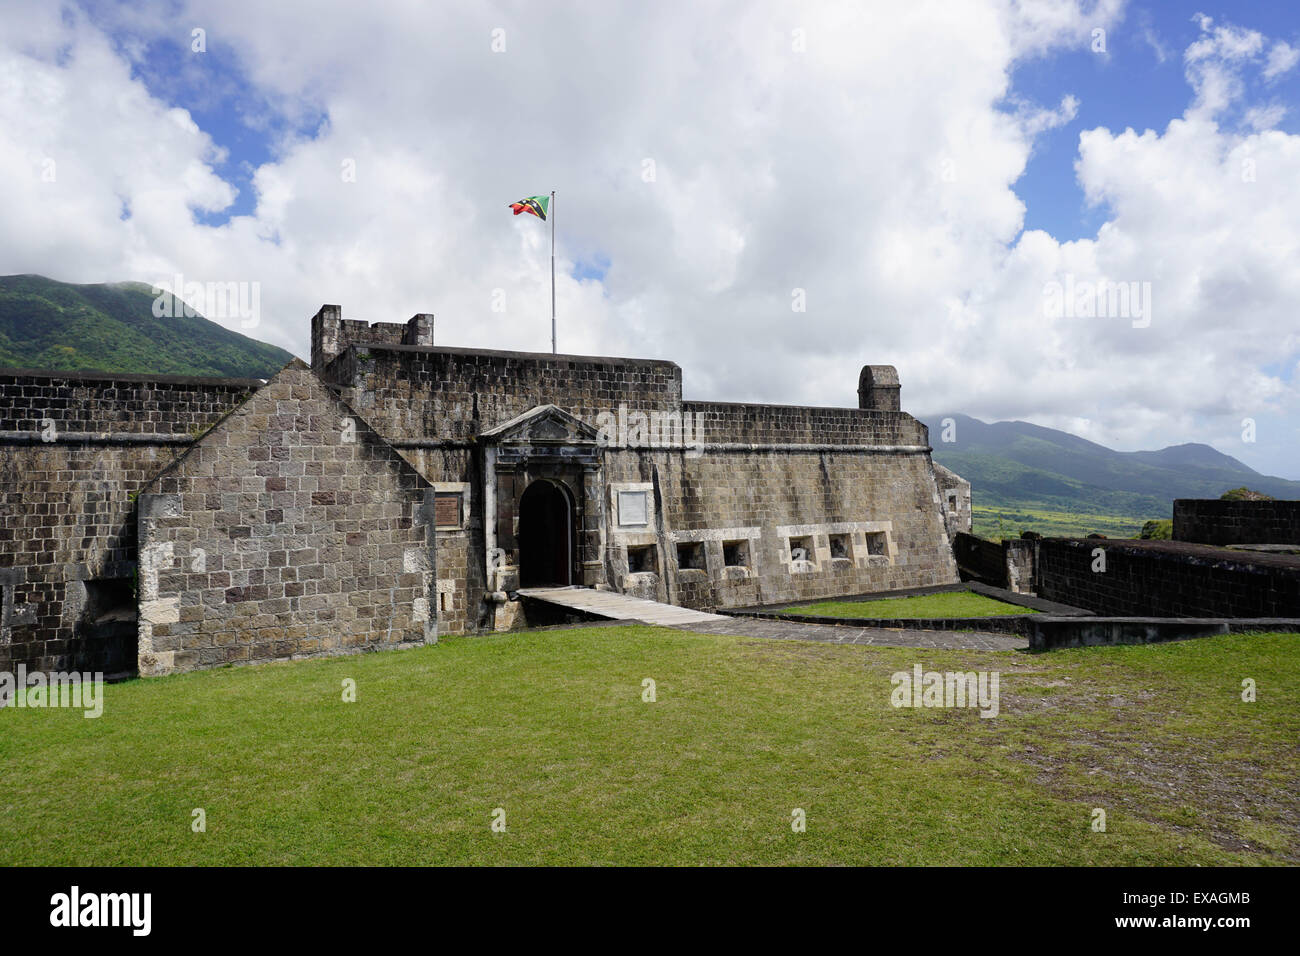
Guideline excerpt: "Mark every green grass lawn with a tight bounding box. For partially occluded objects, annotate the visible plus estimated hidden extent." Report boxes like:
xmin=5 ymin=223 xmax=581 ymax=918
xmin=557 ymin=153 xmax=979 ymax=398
xmin=787 ymin=590 xmax=1035 ymax=619
xmin=2 ymin=626 xmax=1296 ymax=865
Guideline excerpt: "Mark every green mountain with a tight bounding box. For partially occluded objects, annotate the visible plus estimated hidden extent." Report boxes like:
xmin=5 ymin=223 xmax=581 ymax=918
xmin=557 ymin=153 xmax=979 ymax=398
xmin=920 ymin=413 xmax=1300 ymax=539
xmin=0 ymin=274 xmax=295 ymax=378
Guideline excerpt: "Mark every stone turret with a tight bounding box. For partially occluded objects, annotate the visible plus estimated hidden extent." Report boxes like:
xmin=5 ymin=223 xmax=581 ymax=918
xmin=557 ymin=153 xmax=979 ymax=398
xmin=858 ymin=365 xmax=900 ymax=411
xmin=310 ymin=304 xmax=435 ymax=370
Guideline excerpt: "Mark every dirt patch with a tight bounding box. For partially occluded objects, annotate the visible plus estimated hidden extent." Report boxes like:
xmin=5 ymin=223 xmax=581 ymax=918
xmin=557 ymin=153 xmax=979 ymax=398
xmin=996 ymin=697 xmax=1299 ymax=862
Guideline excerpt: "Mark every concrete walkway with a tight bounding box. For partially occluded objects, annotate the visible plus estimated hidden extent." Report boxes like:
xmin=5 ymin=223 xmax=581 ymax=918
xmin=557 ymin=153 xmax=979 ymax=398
xmin=517 ymin=586 xmax=729 ymax=626
xmin=519 ymin=586 xmax=1025 ymax=649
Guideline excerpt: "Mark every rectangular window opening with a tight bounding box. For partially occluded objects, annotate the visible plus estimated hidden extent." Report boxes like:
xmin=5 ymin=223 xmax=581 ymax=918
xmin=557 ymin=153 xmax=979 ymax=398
xmin=627 ymin=544 xmax=657 ymax=574
xmin=829 ymin=533 xmax=851 ymax=560
xmin=676 ymin=541 xmax=705 ymax=570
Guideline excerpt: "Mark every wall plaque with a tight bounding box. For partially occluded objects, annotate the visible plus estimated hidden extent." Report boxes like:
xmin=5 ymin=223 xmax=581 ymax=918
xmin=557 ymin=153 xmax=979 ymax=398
xmin=618 ymin=490 xmax=648 ymax=526
xmin=434 ymin=493 xmax=462 ymax=529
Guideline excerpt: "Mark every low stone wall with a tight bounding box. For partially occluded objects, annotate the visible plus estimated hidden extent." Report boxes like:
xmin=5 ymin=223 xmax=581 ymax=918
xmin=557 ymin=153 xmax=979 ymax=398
xmin=953 ymin=532 xmax=1006 ymax=584
xmin=1173 ymin=499 xmax=1300 ymax=546
xmin=1036 ymin=538 xmax=1300 ymax=618
xmin=1027 ymin=616 xmax=1300 ymax=650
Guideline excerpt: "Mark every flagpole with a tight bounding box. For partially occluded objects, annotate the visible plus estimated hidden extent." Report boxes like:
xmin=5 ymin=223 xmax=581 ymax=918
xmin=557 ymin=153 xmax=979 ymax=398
xmin=550 ymin=189 xmax=556 ymax=354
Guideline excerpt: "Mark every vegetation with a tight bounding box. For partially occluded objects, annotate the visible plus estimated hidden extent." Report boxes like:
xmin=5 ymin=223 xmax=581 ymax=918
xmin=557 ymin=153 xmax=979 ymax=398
xmin=971 ymin=505 xmax=1144 ymax=540
xmin=1221 ymin=487 xmax=1274 ymax=501
xmin=4 ymin=625 xmax=1293 ymax=865
xmin=1139 ymin=519 xmax=1173 ymax=540
xmin=0 ymin=274 xmax=293 ymax=377
xmin=785 ymin=590 xmax=1033 ymax=619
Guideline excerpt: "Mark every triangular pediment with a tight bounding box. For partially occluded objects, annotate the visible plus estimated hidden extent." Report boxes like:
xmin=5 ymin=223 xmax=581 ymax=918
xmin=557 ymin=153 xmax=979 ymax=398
xmin=481 ymin=404 xmax=599 ymax=445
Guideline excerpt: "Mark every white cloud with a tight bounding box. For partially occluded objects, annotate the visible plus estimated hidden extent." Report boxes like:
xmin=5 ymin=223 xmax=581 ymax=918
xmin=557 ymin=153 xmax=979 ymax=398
xmin=1 ymin=0 xmax=1299 ymax=479
xmin=1264 ymin=40 xmax=1300 ymax=80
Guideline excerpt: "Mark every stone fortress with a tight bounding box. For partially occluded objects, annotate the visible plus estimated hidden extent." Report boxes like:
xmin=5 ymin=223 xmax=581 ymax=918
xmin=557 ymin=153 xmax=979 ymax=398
xmin=0 ymin=305 xmax=972 ymax=678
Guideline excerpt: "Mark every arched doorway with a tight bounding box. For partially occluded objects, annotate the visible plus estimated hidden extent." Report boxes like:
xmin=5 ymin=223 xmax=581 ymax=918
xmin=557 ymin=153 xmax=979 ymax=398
xmin=518 ymin=480 xmax=574 ymax=586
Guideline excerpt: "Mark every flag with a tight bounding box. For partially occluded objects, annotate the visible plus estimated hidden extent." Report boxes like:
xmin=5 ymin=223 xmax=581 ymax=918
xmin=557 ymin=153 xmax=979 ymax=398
xmin=509 ymin=195 xmax=549 ymax=221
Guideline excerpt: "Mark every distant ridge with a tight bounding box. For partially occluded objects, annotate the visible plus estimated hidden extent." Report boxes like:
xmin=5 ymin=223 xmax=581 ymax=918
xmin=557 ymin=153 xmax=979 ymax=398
xmin=0 ymin=274 xmax=295 ymax=378
xmin=920 ymin=412 xmax=1300 ymax=536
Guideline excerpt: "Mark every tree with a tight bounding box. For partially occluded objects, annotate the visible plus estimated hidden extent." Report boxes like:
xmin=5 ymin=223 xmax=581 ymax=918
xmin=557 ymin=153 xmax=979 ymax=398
xmin=1220 ymin=487 xmax=1274 ymax=501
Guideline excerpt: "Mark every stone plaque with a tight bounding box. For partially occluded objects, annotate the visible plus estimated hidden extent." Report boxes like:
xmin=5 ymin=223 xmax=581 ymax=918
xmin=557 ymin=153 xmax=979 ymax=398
xmin=618 ymin=490 xmax=648 ymax=526
xmin=434 ymin=493 xmax=462 ymax=528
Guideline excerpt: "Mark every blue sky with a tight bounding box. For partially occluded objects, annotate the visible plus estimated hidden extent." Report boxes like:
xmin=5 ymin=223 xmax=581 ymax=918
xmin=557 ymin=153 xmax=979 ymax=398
xmin=5 ymin=0 xmax=1300 ymax=479
xmin=1012 ymin=1 xmax=1300 ymax=241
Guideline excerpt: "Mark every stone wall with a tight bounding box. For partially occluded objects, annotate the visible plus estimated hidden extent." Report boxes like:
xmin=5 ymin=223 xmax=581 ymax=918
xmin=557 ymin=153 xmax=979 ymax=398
xmin=682 ymin=401 xmax=927 ymax=446
xmin=0 ymin=369 xmax=259 ymax=675
xmin=1005 ymin=538 xmax=1036 ymax=594
xmin=933 ymin=463 xmax=972 ymax=541
xmin=315 ymin=337 xmax=958 ymax=622
xmin=1035 ymin=538 xmax=1300 ymax=617
xmin=310 ymin=304 xmax=434 ymax=370
xmin=953 ymin=532 xmax=1008 ymax=586
xmin=136 ymin=360 xmax=436 ymax=676
xmin=2 ymin=304 xmax=971 ymax=674
xmin=1173 ymin=498 xmax=1300 ymax=546
xmin=601 ymin=447 xmax=959 ymax=611
xmin=323 ymin=343 xmax=683 ymax=441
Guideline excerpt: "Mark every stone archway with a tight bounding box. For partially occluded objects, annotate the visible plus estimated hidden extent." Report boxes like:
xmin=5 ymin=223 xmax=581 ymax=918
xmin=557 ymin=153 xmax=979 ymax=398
xmin=518 ymin=480 xmax=574 ymax=586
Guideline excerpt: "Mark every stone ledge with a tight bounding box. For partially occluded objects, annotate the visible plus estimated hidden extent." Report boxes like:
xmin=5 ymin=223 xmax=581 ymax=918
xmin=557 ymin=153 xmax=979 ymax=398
xmin=1028 ymin=616 xmax=1300 ymax=651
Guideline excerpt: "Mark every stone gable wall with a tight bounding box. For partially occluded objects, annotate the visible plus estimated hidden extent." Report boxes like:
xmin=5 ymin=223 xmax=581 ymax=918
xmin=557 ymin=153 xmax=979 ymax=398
xmin=136 ymin=362 xmax=436 ymax=676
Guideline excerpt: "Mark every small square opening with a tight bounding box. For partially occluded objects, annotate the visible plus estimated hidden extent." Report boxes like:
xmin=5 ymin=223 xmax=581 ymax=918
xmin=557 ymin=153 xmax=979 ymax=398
xmin=865 ymin=532 xmax=888 ymax=557
xmin=829 ymin=533 xmax=851 ymax=560
xmin=676 ymin=541 xmax=705 ymax=570
xmin=627 ymin=544 xmax=657 ymax=574
xmin=722 ymin=540 xmax=749 ymax=568
xmin=789 ymin=535 xmax=814 ymax=566
xmin=82 ymin=578 xmax=136 ymax=624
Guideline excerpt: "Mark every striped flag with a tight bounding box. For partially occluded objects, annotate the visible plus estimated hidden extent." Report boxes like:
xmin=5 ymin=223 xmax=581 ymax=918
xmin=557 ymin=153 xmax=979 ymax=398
xmin=508 ymin=195 xmax=549 ymax=221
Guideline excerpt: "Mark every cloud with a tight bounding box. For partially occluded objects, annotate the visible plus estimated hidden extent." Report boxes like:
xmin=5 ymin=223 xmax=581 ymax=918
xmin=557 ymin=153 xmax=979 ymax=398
xmin=1264 ymin=40 xmax=1300 ymax=80
xmin=1 ymin=0 xmax=1299 ymax=479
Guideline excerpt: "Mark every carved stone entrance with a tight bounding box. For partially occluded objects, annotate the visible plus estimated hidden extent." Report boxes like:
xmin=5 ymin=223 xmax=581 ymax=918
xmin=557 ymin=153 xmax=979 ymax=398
xmin=480 ymin=405 xmax=608 ymax=628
